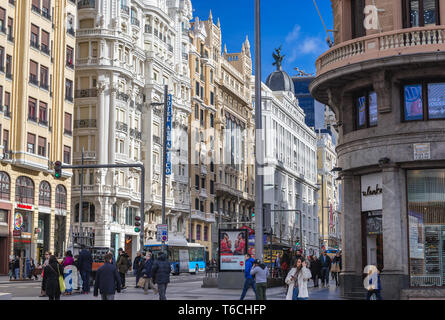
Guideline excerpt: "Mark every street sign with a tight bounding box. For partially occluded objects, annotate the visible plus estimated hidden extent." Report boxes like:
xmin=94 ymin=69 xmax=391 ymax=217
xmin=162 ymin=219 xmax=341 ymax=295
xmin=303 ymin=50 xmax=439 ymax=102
xmin=157 ymin=224 xmax=168 ymax=242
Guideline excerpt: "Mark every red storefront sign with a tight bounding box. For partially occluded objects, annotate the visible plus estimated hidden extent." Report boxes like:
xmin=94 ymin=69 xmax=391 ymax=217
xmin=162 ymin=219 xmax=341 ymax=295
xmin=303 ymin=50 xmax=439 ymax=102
xmin=16 ymin=203 xmax=33 ymax=211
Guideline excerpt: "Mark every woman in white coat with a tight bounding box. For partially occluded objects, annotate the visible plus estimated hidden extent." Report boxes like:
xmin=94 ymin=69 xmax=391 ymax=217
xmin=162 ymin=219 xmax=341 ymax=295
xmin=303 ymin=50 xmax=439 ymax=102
xmin=285 ymin=258 xmax=312 ymax=300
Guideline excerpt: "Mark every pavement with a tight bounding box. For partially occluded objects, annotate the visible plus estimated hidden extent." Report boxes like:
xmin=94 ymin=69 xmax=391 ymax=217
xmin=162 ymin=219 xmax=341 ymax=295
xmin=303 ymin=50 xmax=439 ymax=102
xmin=0 ymin=274 xmax=344 ymax=300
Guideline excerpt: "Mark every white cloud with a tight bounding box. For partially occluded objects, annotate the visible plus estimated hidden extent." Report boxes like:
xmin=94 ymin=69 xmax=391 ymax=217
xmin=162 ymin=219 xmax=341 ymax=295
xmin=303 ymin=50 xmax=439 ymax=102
xmin=299 ymin=37 xmax=326 ymax=55
xmin=285 ymin=25 xmax=301 ymax=44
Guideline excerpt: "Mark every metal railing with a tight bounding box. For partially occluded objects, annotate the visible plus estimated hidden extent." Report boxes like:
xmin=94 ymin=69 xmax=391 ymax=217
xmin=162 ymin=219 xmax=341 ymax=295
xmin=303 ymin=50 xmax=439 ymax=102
xmin=117 ymin=92 xmax=129 ymax=102
xmin=77 ymin=0 xmax=95 ymax=9
xmin=131 ymin=17 xmax=140 ymax=27
xmin=121 ymin=5 xmax=129 ymax=15
xmin=116 ymin=121 xmax=128 ymax=132
xmin=75 ymin=88 xmax=98 ymax=98
xmin=145 ymin=24 xmax=152 ymax=33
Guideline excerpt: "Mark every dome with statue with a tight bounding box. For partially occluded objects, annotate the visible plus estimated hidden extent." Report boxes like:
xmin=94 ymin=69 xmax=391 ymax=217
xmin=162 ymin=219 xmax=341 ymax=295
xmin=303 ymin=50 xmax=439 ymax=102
xmin=265 ymin=46 xmax=295 ymax=93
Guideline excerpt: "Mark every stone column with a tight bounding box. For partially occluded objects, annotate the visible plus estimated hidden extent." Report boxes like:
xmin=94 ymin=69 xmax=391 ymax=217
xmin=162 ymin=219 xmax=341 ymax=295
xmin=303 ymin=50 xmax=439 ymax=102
xmin=109 ymin=81 xmax=117 ymax=164
xmin=339 ymin=172 xmax=362 ymax=298
xmin=381 ymin=164 xmax=409 ymax=300
xmin=97 ymin=81 xmax=106 ymax=164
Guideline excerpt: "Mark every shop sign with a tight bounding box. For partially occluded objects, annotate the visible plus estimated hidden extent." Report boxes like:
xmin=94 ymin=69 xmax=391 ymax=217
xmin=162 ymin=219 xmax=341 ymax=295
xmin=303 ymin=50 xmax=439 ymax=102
xmin=13 ymin=229 xmax=21 ymax=237
xmin=14 ymin=212 xmax=23 ymax=230
xmin=413 ymin=143 xmax=430 ymax=160
xmin=16 ymin=203 xmax=34 ymax=211
xmin=361 ymin=173 xmax=382 ymax=212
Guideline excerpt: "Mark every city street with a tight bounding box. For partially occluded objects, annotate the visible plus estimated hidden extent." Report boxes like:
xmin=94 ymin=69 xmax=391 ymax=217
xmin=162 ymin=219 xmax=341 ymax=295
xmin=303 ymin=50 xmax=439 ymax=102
xmin=0 ymin=274 xmax=343 ymax=300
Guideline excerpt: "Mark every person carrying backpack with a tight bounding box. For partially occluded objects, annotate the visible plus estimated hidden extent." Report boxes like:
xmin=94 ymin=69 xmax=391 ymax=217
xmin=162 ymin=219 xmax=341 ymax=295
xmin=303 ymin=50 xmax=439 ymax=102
xmin=116 ymin=248 xmax=129 ymax=289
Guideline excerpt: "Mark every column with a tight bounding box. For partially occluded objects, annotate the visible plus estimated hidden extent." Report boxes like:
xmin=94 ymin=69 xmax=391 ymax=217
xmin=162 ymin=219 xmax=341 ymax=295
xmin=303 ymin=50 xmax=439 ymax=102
xmin=339 ymin=172 xmax=362 ymax=297
xmin=381 ymin=165 xmax=409 ymax=299
xmin=109 ymin=80 xmax=116 ymax=164
xmin=97 ymin=81 xmax=106 ymax=164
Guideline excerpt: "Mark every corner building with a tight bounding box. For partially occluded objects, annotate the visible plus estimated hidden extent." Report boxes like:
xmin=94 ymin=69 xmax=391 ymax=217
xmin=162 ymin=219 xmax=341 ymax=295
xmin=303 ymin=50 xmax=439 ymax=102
xmin=311 ymin=0 xmax=445 ymax=299
xmin=0 ymin=0 xmax=74 ymax=274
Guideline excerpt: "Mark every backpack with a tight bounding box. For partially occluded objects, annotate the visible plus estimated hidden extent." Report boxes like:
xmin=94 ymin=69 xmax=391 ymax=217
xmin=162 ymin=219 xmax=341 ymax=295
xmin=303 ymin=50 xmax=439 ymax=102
xmin=127 ymin=256 xmax=132 ymax=269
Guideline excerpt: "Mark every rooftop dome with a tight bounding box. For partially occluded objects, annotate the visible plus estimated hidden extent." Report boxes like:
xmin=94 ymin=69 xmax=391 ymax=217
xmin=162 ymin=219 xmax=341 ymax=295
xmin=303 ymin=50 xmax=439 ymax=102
xmin=265 ymin=47 xmax=294 ymax=93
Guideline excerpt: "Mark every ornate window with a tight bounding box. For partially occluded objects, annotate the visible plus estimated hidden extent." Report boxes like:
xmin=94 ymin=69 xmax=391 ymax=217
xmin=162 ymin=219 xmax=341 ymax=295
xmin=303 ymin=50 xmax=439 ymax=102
xmin=0 ymin=172 xmax=10 ymax=200
xmin=15 ymin=176 xmax=34 ymax=204
xmin=39 ymin=181 xmax=51 ymax=207
xmin=55 ymin=185 xmax=67 ymax=210
xmin=403 ymin=0 xmax=439 ymax=28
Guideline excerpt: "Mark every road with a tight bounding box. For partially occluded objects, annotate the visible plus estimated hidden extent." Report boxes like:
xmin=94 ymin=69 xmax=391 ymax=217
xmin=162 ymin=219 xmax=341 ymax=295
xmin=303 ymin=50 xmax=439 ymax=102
xmin=0 ymin=273 xmax=343 ymax=300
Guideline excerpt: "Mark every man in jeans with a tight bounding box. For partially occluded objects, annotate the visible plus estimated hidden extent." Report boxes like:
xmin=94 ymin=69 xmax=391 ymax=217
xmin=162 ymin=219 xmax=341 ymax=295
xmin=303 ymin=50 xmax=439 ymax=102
xmin=319 ymin=250 xmax=331 ymax=288
xmin=240 ymin=253 xmax=256 ymax=300
xmin=94 ymin=253 xmax=121 ymax=300
xmin=78 ymin=247 xmax=93 ymax=294
xmin=250 ymin=259 xmax=269 ymax=300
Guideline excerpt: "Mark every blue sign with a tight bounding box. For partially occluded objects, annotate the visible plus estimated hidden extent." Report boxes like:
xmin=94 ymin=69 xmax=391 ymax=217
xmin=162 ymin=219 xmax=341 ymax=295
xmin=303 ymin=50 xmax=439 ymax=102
xmin=248 ymin=234 xmax=268 ymax=246
xmin=166 ymin=94 xmax=172 ymax=175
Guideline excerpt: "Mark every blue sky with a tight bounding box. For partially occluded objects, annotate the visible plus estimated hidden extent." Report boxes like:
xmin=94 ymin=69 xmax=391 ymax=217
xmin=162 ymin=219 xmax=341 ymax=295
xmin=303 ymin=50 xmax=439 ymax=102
xmin=190 ymin=0 xmax=333 ymax=81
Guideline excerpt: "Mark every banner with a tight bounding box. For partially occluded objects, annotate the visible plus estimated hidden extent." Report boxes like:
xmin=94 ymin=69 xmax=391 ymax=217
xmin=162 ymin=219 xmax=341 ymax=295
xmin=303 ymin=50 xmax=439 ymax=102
xmin=219 ymin=229 xmax=248 ymax=271
xmin=166 ymin=94 xmax=172 ymax=175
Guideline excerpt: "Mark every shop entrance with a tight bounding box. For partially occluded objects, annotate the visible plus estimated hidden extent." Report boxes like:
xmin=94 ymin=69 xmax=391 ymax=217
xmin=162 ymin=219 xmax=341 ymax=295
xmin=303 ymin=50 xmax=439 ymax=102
xmin=362 ymin=211 xmax=384 ymax=272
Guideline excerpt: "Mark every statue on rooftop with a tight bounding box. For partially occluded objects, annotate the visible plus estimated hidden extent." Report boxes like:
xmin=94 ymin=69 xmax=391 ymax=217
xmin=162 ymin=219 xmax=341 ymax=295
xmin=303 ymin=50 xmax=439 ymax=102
xmin=272 ymin=46 xmax=285 ymax=70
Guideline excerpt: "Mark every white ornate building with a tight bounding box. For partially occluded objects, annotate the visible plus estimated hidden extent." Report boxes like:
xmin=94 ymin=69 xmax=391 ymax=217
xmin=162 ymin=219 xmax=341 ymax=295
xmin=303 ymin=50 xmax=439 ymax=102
xmin=72 ymin=0 xmax=193 ymax=259
xmin=260 ymin=63 xmax=319 ymax=255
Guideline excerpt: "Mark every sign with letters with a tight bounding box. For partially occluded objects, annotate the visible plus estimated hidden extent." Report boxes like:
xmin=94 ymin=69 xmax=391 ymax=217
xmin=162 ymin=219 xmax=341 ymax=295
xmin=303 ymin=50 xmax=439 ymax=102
xmin=165 ymin=94 xmax=172 ymax=175
xmin=361 ymin=173 xmax=383 ymax=212
xmin=156 ymin=224 xmax=168 ymax=242
xmin=413 ymin=143 xmax=430 ymax=160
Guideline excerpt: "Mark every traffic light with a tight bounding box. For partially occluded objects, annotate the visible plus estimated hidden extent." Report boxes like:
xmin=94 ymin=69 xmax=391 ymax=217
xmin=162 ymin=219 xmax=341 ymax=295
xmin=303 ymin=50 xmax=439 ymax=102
xmin=252 ymin=208 xmax=255 ymax=218
xmin=134 ymin=216 xmax=141 ymax=233
xmin=54 ymin=161 xmax=62 ymax=179
xmin=296 ymin=238 xmax=300 ymax=247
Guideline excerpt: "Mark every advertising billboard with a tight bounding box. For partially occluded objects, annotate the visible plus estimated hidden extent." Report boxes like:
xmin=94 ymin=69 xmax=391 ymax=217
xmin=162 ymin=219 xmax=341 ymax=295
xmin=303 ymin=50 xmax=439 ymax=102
xmin=218 ymin=229 xmax=248 ymax=271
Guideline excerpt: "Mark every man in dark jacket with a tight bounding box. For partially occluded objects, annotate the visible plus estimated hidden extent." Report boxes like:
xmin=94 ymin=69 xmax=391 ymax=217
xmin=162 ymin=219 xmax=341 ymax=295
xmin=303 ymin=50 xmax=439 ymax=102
xmin=94 ymin=253 xmax=121 ymax=300
xmin=77 ymin=247 xmax=93 ymax=294
xmin=240 ymin=253 xmax=256 ymax=300
xmin=142 ymin=252 xmax=158 ymax=295
xmin=319 ymin=250 xmax=332 ymax=288
xmin=310 ymin=255 xmax=322 ymax=287
xmin=152 ymin=252 xmax=171 ymax=300
xmin=133 ymin=251 xmax=144 ymax=288
xmin=116 ymin=248 xmax=130 ymax=289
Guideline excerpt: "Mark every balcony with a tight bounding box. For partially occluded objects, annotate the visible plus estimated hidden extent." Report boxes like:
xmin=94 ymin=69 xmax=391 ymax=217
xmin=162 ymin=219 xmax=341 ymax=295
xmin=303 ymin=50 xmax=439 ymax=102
xmin=145 ymin=25 xmax=152 ymax=34
xmin=40 ymin=83 xmax=49 ymax=91
xmin=75 ymin=88 xmax=97 ymax=98
xmin=117 ymin=92 xmax=129 ymax=102
xmin=121 ymin=5 xmax=129 ymax=15
xmin=153 ymin=134 xmax=161 ymax=145
xmin=30 ymin=39 xmax=39 ymax=50
xmin=41 ymin=9 xmax=51 ymax=21
xmin=41 ymin=44 xmax=50 ymax=55
xmin=191 ymin=210 xmax=206 ymax=221
xmin=130 ymin=128 xmax=142 ymax=140
xmin=67 ymin=28 xmax=75 ymax=36
xmin=131 ymin=17 xmax=140 ymax=27
xmin=116 ymin=121 xmax=128 ymax=132
xmin=74 ymin=119 xmax=96 ymax=129
xmin=29 ymin=74 xmax=39 ymax=86
xmin=77 ymin=0 xmax=95 ymax=9
xmin=31 ymin=4 xmax=41 ymax=14
xmin=182 ymin=52 xmax=188 ymax=60
xmin=66 ymin=59 xmax=74 ymax=69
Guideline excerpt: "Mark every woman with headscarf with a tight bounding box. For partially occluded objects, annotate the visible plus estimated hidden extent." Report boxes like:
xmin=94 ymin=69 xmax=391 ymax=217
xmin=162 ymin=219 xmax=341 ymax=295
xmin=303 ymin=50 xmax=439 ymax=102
xmin=62 ymin=250 xmax=75 ymax=295
xmin=43 ymin=255 xmax=64 ymax=300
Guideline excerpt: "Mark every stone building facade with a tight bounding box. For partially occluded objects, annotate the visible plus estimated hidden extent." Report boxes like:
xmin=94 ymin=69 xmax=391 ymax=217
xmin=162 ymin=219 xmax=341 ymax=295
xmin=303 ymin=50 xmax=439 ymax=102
xmin=311 ymin=0 xmax=445 ymax=299
xmin=0 ymin=0 xmax=74 ymax=275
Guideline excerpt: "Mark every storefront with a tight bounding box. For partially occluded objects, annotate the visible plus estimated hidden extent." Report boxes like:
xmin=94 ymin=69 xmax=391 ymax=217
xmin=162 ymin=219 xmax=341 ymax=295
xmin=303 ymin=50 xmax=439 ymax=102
xmin=361 ymin=173 xmax=384 ymax=271
xmin=37 ymin=209 xmax=51 ymax=265
xmin=13 ymin=204 xmax=34 ymax=260
xmin=407 ymin=169 xmax=445 ymax=287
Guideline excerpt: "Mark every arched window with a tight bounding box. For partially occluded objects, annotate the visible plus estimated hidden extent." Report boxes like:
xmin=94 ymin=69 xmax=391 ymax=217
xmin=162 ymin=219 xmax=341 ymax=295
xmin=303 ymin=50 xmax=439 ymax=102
xmin=0 ymin=172 xmax=10 ymax=200
xmin=74 ymin=202 xmax=95 ymax=222
xmin=39 ymin=181 xmax=51 ymax=207
xmin=55 ymin=185 xmax=67 ymax=210
xmin=16 ymin=176 xmax=34 ymax=204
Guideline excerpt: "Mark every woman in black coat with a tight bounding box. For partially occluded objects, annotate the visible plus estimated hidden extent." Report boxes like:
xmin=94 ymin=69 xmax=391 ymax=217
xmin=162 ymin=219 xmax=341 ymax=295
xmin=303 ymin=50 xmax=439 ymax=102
xmin=43 ymin=255 xmax=64 ymax=300
xmin=310 ymin=255 xmax=322 ymax=287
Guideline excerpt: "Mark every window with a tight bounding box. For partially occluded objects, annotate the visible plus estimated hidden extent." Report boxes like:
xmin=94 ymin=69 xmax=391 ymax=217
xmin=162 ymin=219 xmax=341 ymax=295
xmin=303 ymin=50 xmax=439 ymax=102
xmin=196 ymin=225 xmax=201 ymax=240
xmin=195 ymin=174 xmax=199 ymax=189
xmin=55 ymin=185 xmax=67 ymax=210
xmin=28 ymin=98 xmax=37 ymax=121
xmin=42 ymin=0 xmax=50 ymax=19
xmin=210 ymin=162 xmax=214 ymax=172
xmin=65 ymin=79 xmax=73 ymax=101
xmin=39 ymin=181 xmax=51 ymax=207
xmin=195 ymin=198 xmax=199 ymax=210
xmin=201 ymin=178 xmax=205 ymax=189
xmin=195 ymin=104 xmax=199 ymax=120
xmin=5 ymin=55 xmax=11 ymax=78
xmin=63 ymin=145 xmax=71 ymax=164
xmin=195 ymin=81 xmax=199 ymax=97
xmin=27 ymin=133 xmax=36 ymax=153
xmin=39 ymin=101 xmax=48 ymax=124
xmin=210 ymin=114 xmax=214 ymax=128
xmin=7 ymin=17 xmax=12 ymax=41
xmin=41 ymin=30 xmax=49 ymax=54
xmin=0 ymin=8 xmax=5 ymax=33
xmin=200 ymin=201 xmax=204 ymax=212
xmin=32 ymin=0 xmax=40 ymax=12
xmin=40 ymin=65 xmax=48 ymax=89
xmin=15 ymin=176 xmax=34 ymax=204
xmin=31 ymin=24 xmax=39 ymax=48
xmin=0 ymin=172 xmax=10 ymax=200
xmin=112 ymin=203 xmax=119 ymax=223
xmin=125 ymin=207 xmax=137 ymax=225
xmin=407 ymin=169 xmax=445 ymax=287
xmin=403 ymin=80 xmax=445 ymax=121
xmin=64 ymin=112 xmax=72 ymax=135
xmin=351 ymin=0 xmax=366 ymax=39
xmin=3 ymin=130 xmax=8 ymax=151
xmin=0 ymin=86 xmax=2 ymax=107
xmin=210 ymin=180 xmax=214 ymax=194
xmin=29 ymin=60 xmax=38 ymax=85
xmin=200 ymin=109 xmax=204 ymax=126
xmin=0 ymin=46 xmax=4 ymax=71
xmin=210 ymin=91 xmax=214 ymax=105
xmin=38 ymin=136 xmax=46 ymax=157
xmin=355 ymin=90 xmax=378 ymax=129
xmin=66 ymin=46 xmax=74 ymax=68
xmin=204 ymin=226 xmax=208 ymax=241
xmin=403 ymin=0 xmax=439 ymax=28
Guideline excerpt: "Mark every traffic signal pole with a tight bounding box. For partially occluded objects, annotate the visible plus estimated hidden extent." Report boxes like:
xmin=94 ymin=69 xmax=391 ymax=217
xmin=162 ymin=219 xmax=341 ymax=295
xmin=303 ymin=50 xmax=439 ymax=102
xmin=161 ymin=85 xmax=168 ymax=254
xmin=59 ymin=163 xmax=145 ymax=252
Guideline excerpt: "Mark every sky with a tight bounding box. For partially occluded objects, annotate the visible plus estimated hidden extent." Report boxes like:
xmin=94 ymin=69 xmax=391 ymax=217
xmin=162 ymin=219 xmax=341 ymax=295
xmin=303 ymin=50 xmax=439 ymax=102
xmin=190 ymin=0 xmax=333 ymax=81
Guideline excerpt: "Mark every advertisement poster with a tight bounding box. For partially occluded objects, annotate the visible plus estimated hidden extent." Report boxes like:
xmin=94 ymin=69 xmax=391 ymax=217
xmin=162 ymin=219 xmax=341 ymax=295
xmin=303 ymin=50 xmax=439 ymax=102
xmin=404 ymin=85 xmax=423 ymax=120
xmin=357 ymin=96 xmax=366 ymax=127
xmin=219 ymin=229 xmax=248 ymax=271
xmin=408 ymin=210 xmax=424 ymax=259
xmin=427 ymin=83 xmax=445 ymax=119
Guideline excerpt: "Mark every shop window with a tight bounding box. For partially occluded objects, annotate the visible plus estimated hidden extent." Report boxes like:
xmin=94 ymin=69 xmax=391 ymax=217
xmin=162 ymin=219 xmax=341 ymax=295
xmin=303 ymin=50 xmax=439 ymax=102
xmin=403 ymin=0 xmax=439 ymax=28
xmin=355 ymin=90 xmax=378 ymax=130
xmin=15 ymin=176 xmax=34 ymax=204
xmin=55 ymin=184 xmax=66 ymax=210
xmin=39 ymin=181 xmax=51 ymax=207
xmin=0 ymin=171 xmax=10 ymax=200
xmin=403 ymin=81 xmax=445 ymax=121
xmin=408 ymin=169 xmax=445 ymax=287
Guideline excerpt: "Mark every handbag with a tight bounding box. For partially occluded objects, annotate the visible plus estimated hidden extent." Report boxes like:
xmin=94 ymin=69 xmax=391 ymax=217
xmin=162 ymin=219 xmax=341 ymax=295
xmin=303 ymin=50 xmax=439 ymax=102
xmin=137 ymin=277 xmax=146 ymax=288
xmin=331 ymin=262 xmax=340 ymax=273
xmin=57 ymin=266 xmax=66 ymax=292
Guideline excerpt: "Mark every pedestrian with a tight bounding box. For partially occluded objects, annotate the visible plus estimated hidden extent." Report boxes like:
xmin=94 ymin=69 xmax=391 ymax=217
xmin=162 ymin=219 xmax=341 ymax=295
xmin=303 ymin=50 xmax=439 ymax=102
xmin=309 ymin=255 xmax=321 ymax=287
xmin=78 ymin=247 xmax=93 ymax=294
xmin=152 ymin=252 xmax=170 ymax=300
xmin=319 ymin=250 xmax=332 ymax=288
xmin=133 ymin=251 xmax=144 ymax=288
xmin=291 ymin=249 xmax=304 ymax=266
xmin=365 ymin=266 xmax=382 ymax=300
xmin=73 ymin=254 xmax=81 ymax=292
xmin=13 ymin=255 xmax=20 ymax=279
xmin=285 ymin=258 xmax=312 ymax=300
xmin=8 ymin=256 xmax=14 ymax=280
xmin=43 ymin=255 xmax=64 ymax=300
xmin=116 ymin=248 xmax=130 ymax=289
xmin=62 ymin=250 xmax=74 ymax=295
xmin=29 ymin=258 xmax=38 ymax=280
xmin=250 ymin=259 xmax=269 ymax=300
xmin=40 ymin=251 xmax=51 ymax=297
xmin=142 ymin=252 xmax=158 ymax=295
xmin=275 ymin=253 xmax=281 ymax=277
xmin=331 ymin=251 xmax=342 ymax=287
xmin=240 ymin=253 xmax=256 ymax=300
xmin=93 ymin=253 xmax=122 ymax=300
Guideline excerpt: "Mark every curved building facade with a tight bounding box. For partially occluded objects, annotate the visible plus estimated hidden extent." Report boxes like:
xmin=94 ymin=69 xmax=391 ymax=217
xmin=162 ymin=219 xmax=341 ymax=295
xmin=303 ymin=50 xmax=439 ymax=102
xmin=311 ymin=0 xmax=445 ymax=299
